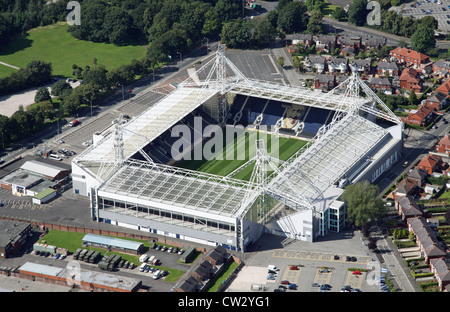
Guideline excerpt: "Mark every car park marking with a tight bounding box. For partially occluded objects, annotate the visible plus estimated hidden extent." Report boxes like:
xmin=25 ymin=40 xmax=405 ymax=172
xmin=272 ymin=250 xmax=371 ymax=265
xmin=280 ymin=266 xmax=302 ymax=286
xmin=313 ymin=267 xmax=333 ymax=287
xmin=344 ymin=271 xmax=365 ymax=290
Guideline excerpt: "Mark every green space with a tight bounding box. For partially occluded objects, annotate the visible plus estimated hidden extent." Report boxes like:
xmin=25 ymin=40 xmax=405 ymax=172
xmin=38 ymin=229 xmax=184 ymax=282
xmin=177 ymin=130 xmax=308 ymax=181
xmin=0 ymin=64 xmax=18 ymax=78
xmin=0 ymin=23 xmax=146 ymax=78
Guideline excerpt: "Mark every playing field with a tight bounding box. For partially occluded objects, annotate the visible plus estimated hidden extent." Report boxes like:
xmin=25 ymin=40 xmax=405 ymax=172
xmin=177 ymin=129 xmax=308 ymax=181
xmin=0 ymin=23 xmax=146 ymax=78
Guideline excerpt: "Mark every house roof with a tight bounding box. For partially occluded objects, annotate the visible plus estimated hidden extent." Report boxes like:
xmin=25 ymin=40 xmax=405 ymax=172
xmin=363 ymin=36 xmax=386 ymax=47
xmin=390 ymin=47 xmax=429 ymax=62
xmin=369 ymin=77 xmax=391 ymax=86
xmin=418 ymin=154 xmax=442 ymax=168
xmin=433 ymin=59 xmax=450 ymax=70
xmin=307 ymin=55 xmax=326 ymax=64
xmin=397 ymin=196 xmax=422 ymax=217
xmin=407 ymin=168 xmax=428 ymax=180
xmin=436 ymin=79 xmax=450 ymax=95
xmin=377 ymin=61 xmax=398 ymax=70
xmin=315 ymin=74 xmax=336 ymax=83
xmin=400 ymin=68 xmax=422 ymax=83
xmin=408 ymin=104 xmax=434 ymax=121
xmin=427 ymin=91 xmax=447 ymax=103
xmin=329 ymin=57 xmax=347 ymax=65
xmin=438 ymin=134 xmax=450 ymax=147
xmin=429 ymin=258 xmax=450 ymax=282
xmin=395 ymin=178 xmax=418 ymax=195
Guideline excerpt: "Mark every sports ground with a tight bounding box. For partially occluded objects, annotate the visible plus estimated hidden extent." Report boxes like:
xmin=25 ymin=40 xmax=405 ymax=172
xmin=177 ymin=129 xmax=308 ymax=181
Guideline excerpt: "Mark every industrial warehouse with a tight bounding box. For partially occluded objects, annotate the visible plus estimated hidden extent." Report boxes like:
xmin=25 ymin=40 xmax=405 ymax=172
xmin=71 ymin=45 xmax=403 ymax=252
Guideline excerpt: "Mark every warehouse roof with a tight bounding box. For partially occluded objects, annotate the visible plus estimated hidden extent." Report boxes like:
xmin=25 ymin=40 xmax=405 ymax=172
xmin=82 ymin=234 xmax=143 ymax=251
xmin=20 ymin=160 xmax=69 ymax=179
xmin=20 ymin=262 xmax=64 ymax=276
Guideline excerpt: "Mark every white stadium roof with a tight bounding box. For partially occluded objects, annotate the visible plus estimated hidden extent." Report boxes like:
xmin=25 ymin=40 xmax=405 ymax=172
xmin=73 ymin=44 xmax=402 ymax=222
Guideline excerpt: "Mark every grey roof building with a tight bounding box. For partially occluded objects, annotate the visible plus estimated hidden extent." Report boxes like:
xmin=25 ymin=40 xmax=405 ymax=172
xmin=0 ymin=220 xmax=31 ymax=258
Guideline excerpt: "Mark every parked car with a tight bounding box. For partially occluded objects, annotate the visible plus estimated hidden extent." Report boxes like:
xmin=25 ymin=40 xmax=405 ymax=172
xmin=288 ymin=284 xmax=297 ymax=290
xmin=289 ymin=265 xmax=299 ymax=270
xmin=352 ymin=270 xmax=361 ymax=275
xmin=168 ymin=247 xmax=173 ymax=253
xmin=311 ymin=283 xmax=320 ymax=287
xmin=278 ymin=285 xmax=287 ymax=290
xmin=69 ymin=119 xmax=80 ymax=127
xmin=280 ymin=280 xmax=290 ymax=285
xmin=320 ymin=284 xmax=331 ymax=290
xmin=267 ymin=275 xmax=276 ymax=280
xmin=54 ymin=253 xmax=61 ymax=259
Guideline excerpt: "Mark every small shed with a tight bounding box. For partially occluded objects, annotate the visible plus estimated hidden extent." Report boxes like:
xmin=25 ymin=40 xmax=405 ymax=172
xmin=32 ymin=188 xmax=57 ymax=205
xmin=81 ymin=234 xmax=144 ymax=255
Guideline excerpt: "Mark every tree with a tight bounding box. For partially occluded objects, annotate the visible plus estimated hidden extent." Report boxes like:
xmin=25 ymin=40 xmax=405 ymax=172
xmin=348 ymin=0 xmax=368 ymax=26
xmin=51 ymin=80 xmax=72 ymax=97
xmin=305 ymin=0 xmax=325 ymax=12
xmin=34 ymin=86 xmax=51 ymax=103
xmin=340 ymin=181 xmax=386 ymax=228
xmin=408 ymin=90 xmax=418 ymax=106
xmin=307 ymin=10 xmax=324 ymax=35
xmin=332 ymin=7 xmax=347 ymax=21
xmin=276 ymin=56 xmax=285 ymax=69
xmin=277 ymin=1 xmax=308 ymax=34
xmin=411 ymin=26 xmax=436 ymax=54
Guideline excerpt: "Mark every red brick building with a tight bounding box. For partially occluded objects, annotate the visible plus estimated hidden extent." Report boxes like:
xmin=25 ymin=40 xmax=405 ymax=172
xmin=399 ymin=68 xmax=423 ymax=93
xmin=436 ymin=134 xmax=450 ymax=155
xmin=402 ymin=104 xmax=435 ymax=127
xmin=417 ymin=154 xmax=442 ymax=175
xmin=390 ymin=47 xmax=430 ymax=68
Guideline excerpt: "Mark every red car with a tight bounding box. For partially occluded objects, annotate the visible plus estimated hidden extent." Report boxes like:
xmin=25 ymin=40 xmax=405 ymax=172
xmin=289 ymin=266 xmax=299 ymax=270
xmin=280 ymin=280 xmax=290 ymax=285
xmin=352 ymin=270 xmax=361 ymax=275
xmin=70 ymin=119 xmax=80 ymax=127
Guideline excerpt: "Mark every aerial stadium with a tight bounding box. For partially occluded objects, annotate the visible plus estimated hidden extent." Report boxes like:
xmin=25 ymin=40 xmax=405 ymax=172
xmin=71 ymin=45 xmax=404 ymax=251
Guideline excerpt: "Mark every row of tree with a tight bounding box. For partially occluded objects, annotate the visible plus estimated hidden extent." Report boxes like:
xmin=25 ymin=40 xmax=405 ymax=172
xmin=347 ymin=0 xmax=438 ymax=54
xmin=0 ymin=60 xmax=52 ymax=96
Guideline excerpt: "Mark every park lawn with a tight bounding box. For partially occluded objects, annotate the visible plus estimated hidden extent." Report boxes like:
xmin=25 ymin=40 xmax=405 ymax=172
xmin=0 ymin=64 xmax=18 ymax=78
xmin=0 ymin=22 xmax=147 ymax=78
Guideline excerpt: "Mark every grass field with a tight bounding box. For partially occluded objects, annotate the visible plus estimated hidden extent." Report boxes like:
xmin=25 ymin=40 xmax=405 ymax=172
xmin=177 ymin=129 xmax=308 ymax=181
xmin=0 ymin=23 xmax=147 ymax=78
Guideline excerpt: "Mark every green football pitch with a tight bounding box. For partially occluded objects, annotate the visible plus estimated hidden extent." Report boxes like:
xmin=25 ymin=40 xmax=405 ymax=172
xmin=176 ymin=129 xmax=308 ymax=181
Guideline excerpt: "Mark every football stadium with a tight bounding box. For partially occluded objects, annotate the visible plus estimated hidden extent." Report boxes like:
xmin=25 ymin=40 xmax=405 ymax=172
xmin=71 ymin=45 xmax=404 ymax=251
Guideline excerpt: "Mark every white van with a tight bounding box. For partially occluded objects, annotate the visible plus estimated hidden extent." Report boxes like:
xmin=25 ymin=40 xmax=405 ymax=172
xmin=139 ymin=254 xmax=149 ymax=263
xmin=139 ymin=263 xmax=147 ymax=272
xmin=153 ymin=270 xmax=161 ymax=279
xmin=49 ymin=154 xmax=62 ymax=161
xmin=267 ymin=265 xmax=279 ymax=271
xmin=149 ymin=255 xmax=155 ymax=263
